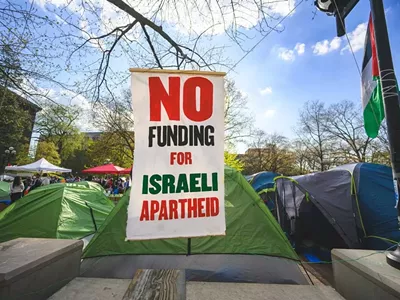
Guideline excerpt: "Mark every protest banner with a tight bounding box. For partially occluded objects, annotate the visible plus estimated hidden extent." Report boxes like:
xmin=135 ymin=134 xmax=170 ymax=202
xmin=126 ymin=69 xmax=226 ymax=240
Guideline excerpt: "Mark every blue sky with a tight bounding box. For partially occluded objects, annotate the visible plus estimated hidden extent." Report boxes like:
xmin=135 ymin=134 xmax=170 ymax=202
xmin=27 ymin=0 xmax=400 ymax=153
xmin=227 ymin=0 xmax=400 ymax=152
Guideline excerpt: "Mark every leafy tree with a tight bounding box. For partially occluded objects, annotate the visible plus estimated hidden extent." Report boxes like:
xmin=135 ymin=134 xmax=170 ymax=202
xmin=367 ymin=123 xmax=390 ymax=166
xmin=224 ymin=152 xmax=244 ymax=171
xmin=62 ymin=136 xmax=94 ymax=173
xmin=242 ymin=130 xmax=295 ymax=175
xmin=87 ymin=132 xmax=134 ymax=168
xmin=35 ymin=141 xmax=61 ymax=165
xmin=35 ymin=102 xmax=82 ymax=163
xmin=0 ymin=44 xmax=23 ymax=93
xmin=370 ymin=138 xmax=391 ymax=166
xmin=0 ymin=88 xmax=31 ymax=155
xmin=15 ymin=144 xmax=34 ymax=165
xmin=93 ymin=91 xmax=135 ymax=159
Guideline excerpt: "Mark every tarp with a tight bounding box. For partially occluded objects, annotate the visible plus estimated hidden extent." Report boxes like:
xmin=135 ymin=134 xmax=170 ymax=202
xmin=3 ymin=172 xmax=34 ymax=178
xmin=80 ymin=166 xmax=305 ymax=284
xmin=83 ymin=166 xmax=298 ymax=260
xmin=0 ymin=181 xmax=114 ymax=242
xmin=353 ymin=163 xmax=400 ymax=249
xmin=5 ymin=158 xmax=71 ymax=173
xmin=247 ymin=171 xmax=280 ymax=192
xmin=246 ymin=171 xmax=280 ymax=213
xmin=275 ymin=163 xmax=400 ymax=250
xmin=0 ymin=175 xmax=14 ymax=181
xmin=82 ymin=164 xmax=130 ymax=174
xmin=80 ymin=254 xmax=308 ymax=284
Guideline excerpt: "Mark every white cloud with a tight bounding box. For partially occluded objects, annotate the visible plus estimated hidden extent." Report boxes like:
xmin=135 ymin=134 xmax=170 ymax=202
xmin=312 ymin=23 xmax=366 ymax=56
xmin=265 ymin=109 xmax=276 ymax=118
xmin=239 ymin=90 xmax=248 ymax=98
xmin=38 ymin=88 xmax=98 ymax=131
xmin=278 ymin=48 xmax=295 ymax=62
xmin=35 ymin=0 xmax=297 ymax=36
xmin=312 ymin=40 xmax=328 ymax=55
xmin=278 ymin=42 xmax=305 ymax=62
xmin=259 ymin=87 xmax=272 ymax=95
xmin=36 ymin=0 xmax=83 ymax=14
xmin=267 ymin=0 xmax=296 ymax=16
xmin=312 ymin=37 xmax=342 ymax=55
xmin=341 ymin=22 xmax=367 ymax=54
xmin=330 ymin=37 xmax=342 ymax=51
xmin=294 ymin=43 xmax=305 ymax=55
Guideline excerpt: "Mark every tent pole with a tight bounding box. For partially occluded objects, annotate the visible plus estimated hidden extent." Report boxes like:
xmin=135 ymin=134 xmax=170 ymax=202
xmin=369 ymin=0 xmax=400 ymax=269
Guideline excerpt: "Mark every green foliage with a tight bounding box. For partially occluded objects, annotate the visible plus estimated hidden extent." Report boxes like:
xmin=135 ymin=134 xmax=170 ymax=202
xmin=35 ymin=102 xmax=81 ymax=138
xmin=35 ymin=141 xmax=61 ymax=165
xmin=371 ymin=150 xmax=391 ymax=166
xmin=224 ymin=152 xmax=244 ymax=172
xmin=15 ymin=144 xmax=34 ymax=165
xmin=0 ymin=44 xmax=23 ymax=88
xmin=35 ymin=102 xmax=82 ymax=163
xmin=62 ymin=136 xmax=93 ymax=172
xmin=54 ymin=133 xmax=86 ymax=163
xmin=62 ymin=132 xmax=134 ymax=173
xmin=0 ymin=89 xmax=31 ymax=155
xmin=87 ymin=132 xmax=134 ymax=168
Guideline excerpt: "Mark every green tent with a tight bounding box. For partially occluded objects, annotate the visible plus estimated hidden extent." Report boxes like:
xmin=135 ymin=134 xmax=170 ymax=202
xmin=81 ymin=167 xmax=306 ymax=283
xmin=0 ymin=181 xmax=10 ymax=201
xmin=62 ymin=181 xmax=105 ymax=192
xmin=0 ymin=182 xmax=114 ymax=242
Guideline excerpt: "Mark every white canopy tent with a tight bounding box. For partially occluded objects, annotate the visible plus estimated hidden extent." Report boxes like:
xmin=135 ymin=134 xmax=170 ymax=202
xmin=5 ymin=158 xmax=72 ymax=173
xmin=0 ymin=175 xmax=14 ymax=181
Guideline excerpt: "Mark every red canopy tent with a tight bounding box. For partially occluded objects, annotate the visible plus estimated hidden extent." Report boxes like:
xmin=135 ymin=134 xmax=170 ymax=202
xmin=82 ymin=164 xmax=131 ymax=174
xmin=123 ymin=167 xmax=132 ymax=174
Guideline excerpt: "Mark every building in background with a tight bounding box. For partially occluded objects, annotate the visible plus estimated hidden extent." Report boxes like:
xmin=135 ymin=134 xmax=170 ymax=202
xmin=83 ymin=131 xmax=102 ymax=141
xmin=0 ymin=88 xmax=41 ymax=164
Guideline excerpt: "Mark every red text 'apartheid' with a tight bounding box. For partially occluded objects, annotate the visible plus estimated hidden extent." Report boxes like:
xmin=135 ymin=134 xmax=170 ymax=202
xmin=140 ymin=197 xmax=220 ymax=221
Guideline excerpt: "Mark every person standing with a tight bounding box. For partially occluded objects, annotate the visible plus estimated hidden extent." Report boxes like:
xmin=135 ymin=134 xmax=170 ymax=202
xmin=10 ymin=176 xmax=24 ymax=203
xmin=41 ymin=173 xmax=51 ymax=186
xmin=124 ymin=176 xmax=131 ymax=190
xmin=23 ymin=177 xmax=32 ymax=196
xmin=30 ymin=176 xmax=42 ymax=192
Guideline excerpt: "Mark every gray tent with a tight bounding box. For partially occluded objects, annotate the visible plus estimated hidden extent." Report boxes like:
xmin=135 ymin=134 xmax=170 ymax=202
xmin=275 ymin=163 xmax=400 ymax=250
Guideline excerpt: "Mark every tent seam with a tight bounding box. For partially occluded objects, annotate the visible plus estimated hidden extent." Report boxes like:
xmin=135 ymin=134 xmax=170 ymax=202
xmin=275 ymin=176 xmax=356 ymax=248
xmin=350 ymin=173 xmax=367 ymax=237
xmin=55 ymin=186 xmax=66 ymax=239
xmin=366 ymin=235 xmax=398 ymax=244
xmin=235 ymin=172 xmax=298 ymax=259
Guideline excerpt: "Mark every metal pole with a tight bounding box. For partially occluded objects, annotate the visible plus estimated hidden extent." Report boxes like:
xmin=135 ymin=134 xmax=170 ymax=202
xmin=370 ymin=0 xmax=400 ymax=269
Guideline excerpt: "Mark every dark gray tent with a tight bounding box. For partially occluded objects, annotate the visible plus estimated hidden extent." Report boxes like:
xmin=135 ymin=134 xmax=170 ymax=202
xmin=275 ymin=163 xmax=400 ymax=251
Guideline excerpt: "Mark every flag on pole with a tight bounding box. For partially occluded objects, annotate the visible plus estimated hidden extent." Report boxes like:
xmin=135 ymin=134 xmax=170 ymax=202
xmin=361 ymin=14 xmax=385 ymax=138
